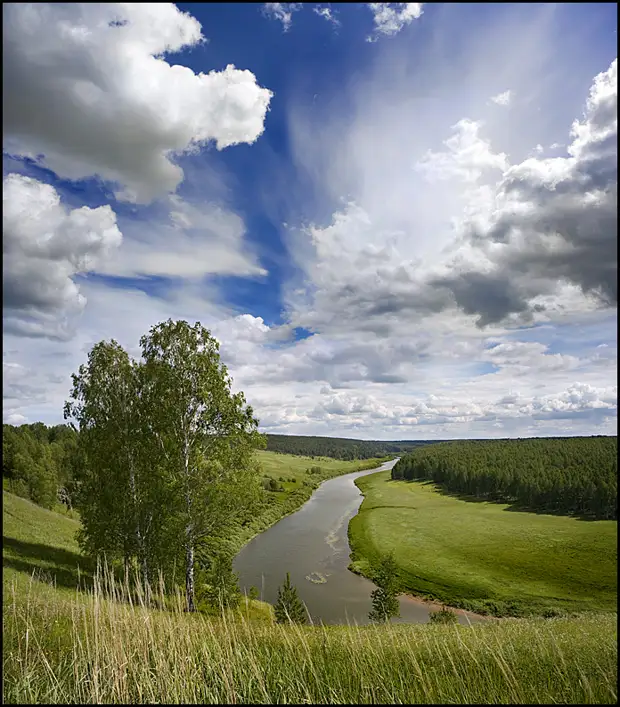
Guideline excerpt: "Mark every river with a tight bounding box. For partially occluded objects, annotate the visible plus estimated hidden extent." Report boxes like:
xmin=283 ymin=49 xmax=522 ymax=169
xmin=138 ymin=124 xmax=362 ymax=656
xmin=234 ymin=458 xmax=485 ymax=625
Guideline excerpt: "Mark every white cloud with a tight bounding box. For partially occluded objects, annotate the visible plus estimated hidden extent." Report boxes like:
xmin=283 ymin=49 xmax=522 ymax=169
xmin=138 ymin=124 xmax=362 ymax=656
xmin=491 ymin=89 xmax=513 ymax=106
xmin=97 ymin=195 xmax=267 ymax=280
xmin=366 ymin=3 xmax=424 ymax=41
xmin=3 ymin=4 xmax=616 ymax=441
xmin=415 ymin=119 xmax=509 ymax=183
xmin=262 ymin=3 xmax=302 ymax=31
xmin=314 ymin=6 xmax=340 ymax=27
xmin=3 ymin=3 xmax=273 ymax=203
xmin=286 ymin=55 xmax=617 ymax=338
xmin=3 ymin=174 xmax=122 ymax=340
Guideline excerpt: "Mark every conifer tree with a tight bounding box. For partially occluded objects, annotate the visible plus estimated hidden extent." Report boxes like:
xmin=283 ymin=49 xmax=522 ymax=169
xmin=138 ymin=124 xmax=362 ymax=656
xmin=369 ymin=553 xmax=401 ymax=623
xmin=274 ymin=572 xmax=307 ymax=624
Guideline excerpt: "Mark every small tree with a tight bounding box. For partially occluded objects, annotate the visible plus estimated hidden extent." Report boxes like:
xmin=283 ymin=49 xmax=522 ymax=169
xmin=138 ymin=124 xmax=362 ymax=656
xmin=368 ymin=553 xmax=401 ymax=623
xmin=200 ymin=553 xmax=241 ymax=612
xmin=274 ymin=573 xmax=307 ymax=624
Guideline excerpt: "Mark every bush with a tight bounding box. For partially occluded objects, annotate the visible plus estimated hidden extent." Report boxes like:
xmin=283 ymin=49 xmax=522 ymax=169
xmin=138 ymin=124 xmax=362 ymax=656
xmin=429 ymin=607 xmax=458 ymax=625
xmin=261 ymin=477 xmax=283 ymax=492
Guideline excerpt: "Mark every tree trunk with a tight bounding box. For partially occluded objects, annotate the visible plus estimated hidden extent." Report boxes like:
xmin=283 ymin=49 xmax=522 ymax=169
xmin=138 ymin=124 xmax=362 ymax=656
xmin=185 ymin=538 xmax=195 ymax=612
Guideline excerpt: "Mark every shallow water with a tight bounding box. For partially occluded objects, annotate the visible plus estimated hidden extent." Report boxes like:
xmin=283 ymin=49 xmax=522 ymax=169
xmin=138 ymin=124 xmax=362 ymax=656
xmin=234 ymin=458 xmax=484 ymax=625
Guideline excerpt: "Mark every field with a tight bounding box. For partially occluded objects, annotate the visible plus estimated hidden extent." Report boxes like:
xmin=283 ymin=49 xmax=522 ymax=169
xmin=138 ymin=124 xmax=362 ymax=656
xmin=256 ymin=448 xmax=388 ymax=483
xmin=349 ymin=471 xmax=618 ymax=617
xmin=3 ymin=489 xmax=618 ymax=703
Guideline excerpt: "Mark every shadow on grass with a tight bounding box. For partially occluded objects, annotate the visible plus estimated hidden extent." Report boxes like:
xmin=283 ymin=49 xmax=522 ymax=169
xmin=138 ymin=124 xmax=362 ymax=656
xmin=2 ymin=536 xmax=94 ymax=591
xmin=386 ymin=479 xmax=605 ymax=521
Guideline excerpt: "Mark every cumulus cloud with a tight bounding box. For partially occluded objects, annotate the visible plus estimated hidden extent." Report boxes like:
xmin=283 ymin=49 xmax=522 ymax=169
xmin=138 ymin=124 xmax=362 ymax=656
xmin=262 ymin=3 xmax=302 ymax=31
xmin=3 ymin=174 xmax=122 ymax=340
xmin=3 ymin=3 xmax=273 ymax=203
xmin=287 ymin=57 xmax=617 ymax=337
xmin=440 ymin=58 xmax=617 ymax=324
xmin=366 ymin=3 xmax=424 ymax=41
xmin=490 ymin=89 xmax=512 ymax=106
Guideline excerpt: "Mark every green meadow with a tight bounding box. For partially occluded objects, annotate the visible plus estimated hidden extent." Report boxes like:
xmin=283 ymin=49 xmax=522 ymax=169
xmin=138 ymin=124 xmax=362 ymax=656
xmin=349 ymin=471 xmax=618 ymax=617
xmin=3 ymin=491 xmax=617 ymax=704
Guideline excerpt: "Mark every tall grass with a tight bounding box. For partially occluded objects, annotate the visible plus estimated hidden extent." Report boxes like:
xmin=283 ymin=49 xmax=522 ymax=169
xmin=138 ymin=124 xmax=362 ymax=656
xmin=3 ymin=565 xmax=617 ymax=704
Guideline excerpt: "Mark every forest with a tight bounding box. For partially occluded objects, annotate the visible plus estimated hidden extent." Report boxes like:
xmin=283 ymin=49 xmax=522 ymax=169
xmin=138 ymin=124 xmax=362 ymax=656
xmin=3 ymin=422 xmax=79 ymax=510
xmin=265 ymin=434 xmax=435 ymax=459
xmin=392 ymin=436 xmax=617 ymax=519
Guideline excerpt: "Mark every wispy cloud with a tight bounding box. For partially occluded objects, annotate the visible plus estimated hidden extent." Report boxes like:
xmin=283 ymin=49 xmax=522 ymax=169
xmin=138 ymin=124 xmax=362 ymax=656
xmin=314 ymin=5 xmax=340 ymax=27
xmin=262 ymin=3 xmax=303 ymax=32
xmin=490 ymin=89 xmax=513 ymax=106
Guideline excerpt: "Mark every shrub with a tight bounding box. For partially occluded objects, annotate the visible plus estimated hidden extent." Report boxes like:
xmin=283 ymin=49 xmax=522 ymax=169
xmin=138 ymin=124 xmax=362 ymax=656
xmin=429 ymin=607 xmax=458 ymax=625
xmin=274 ymin=572 xmax=307 ymax=624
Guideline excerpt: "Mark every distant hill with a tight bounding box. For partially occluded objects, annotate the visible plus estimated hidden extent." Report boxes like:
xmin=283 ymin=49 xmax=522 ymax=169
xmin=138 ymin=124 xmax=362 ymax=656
xmin=264 ymin=434 xmax=441 ymax=460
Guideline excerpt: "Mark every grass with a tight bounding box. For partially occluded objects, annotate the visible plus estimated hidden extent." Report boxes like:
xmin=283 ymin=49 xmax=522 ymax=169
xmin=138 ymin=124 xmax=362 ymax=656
xmin=4 ymin=569 xmax=617 ymax=704
xmin=3 ymin=489 xmax=617 ymax=703
xmin=349 ymin=472 xmax=618 ymax=617
xmin=3 ymin=490 xmax=94 ymax=599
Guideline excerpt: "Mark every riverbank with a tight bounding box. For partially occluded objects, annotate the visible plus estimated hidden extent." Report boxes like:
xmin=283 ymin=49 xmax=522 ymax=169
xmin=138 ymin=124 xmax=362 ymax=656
xmin=227 ymin=452 xmax=394 ymax=558
xmin=348 ymin=470 xmax=617 ymax=618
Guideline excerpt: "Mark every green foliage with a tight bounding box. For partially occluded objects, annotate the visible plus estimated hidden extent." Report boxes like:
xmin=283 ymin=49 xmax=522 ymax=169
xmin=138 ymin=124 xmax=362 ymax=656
xmin=392 ymin=436 xmax=617 ymax=519
xmin=274 ymin=573 xmax=307 ymax=624
xmin=197 ymin=554 xmax=241 ymax=613
xmin=3 ymin=423 xmax=79 ymax=510
xmin=430 ymin=607 xmax=459 ymax=625
xmin=262 ymin=477 xmax=283 ymax=491
xmin=369 ymin=553 xmax=401 ymax=623
xmin=63 ymin=320 xmax=265 ymax=612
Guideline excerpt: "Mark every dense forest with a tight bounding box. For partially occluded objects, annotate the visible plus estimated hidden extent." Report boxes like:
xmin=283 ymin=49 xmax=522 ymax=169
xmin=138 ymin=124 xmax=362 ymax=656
xmin=3 ymin=422 xmax=79 ymax=510
xmin=265 ymin=434 xmax=436 ymax=460
xmin=392 ymin=436 xmax=617 ymax=520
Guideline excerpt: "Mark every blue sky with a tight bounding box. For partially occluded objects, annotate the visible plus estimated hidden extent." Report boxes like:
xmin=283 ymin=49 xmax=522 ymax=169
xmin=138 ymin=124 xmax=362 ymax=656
xmin=3 ymin=2 xmax=617 ymax=439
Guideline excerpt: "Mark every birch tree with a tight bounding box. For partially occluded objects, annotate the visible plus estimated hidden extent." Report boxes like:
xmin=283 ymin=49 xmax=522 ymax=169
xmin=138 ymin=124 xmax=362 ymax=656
xmin=139 ymin=319 xmax=264 ymax=612
xmin=64 ymin=340 xmax=160 ymax=586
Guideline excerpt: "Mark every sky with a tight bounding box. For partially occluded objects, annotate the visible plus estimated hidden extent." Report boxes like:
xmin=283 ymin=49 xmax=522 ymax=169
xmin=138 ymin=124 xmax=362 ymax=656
xmin=3 ymin=2 xmax=617 ymax=440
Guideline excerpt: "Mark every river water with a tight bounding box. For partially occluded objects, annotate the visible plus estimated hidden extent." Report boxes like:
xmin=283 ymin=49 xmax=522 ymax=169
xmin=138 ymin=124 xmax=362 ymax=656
xmin=234 ymin=458 xmax=484 ymax=625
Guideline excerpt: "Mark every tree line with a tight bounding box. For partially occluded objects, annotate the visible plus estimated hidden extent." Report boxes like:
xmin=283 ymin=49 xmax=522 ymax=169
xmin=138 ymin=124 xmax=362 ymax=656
xmin=392 ymin=436 xmax=617 ymax=519
xmin=3 ymin=422 xmax=79 ymax=510
xmin=265 ymin=434 xmax=436 ymax=460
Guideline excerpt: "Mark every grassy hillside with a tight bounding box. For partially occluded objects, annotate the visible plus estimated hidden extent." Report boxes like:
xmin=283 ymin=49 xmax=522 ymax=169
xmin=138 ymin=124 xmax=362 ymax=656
xmin=3 ymin=490 xmax=617 ymax=703
xmin=349 ymin=471 xmax=618 ymax=617
xmin=3 ymin=490 xmax=93 ymax=598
